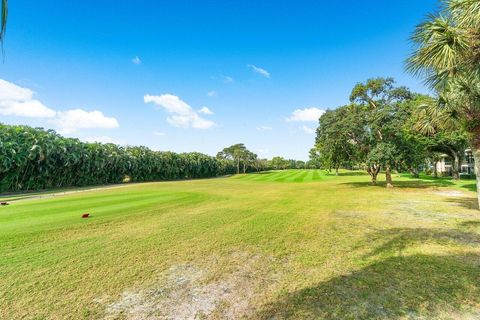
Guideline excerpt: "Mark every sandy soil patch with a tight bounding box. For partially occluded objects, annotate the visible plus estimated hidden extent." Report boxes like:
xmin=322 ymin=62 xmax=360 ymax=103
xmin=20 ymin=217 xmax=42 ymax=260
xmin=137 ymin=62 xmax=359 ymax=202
xmin=103 ymin=252 xmax=279 ymax=319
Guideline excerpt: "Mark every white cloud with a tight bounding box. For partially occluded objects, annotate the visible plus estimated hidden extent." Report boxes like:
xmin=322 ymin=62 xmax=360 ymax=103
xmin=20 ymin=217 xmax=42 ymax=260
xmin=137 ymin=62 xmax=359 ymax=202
xmin=132 ymin=56 xmax=142 ymax=65
xmin=256 ymin=125 xmax=272 ymax=131
xmin=287 ymin=107 xmax=325 ymax=122
xmin=207 ymin=90 xmax=217 ymax=97
xmin=144 ymin=94 xmax=215 ymax=129
xmin=198 ymin=106 xmax=214 ymax=115
xmin=247 ymin=64 xmax=270 ymax=78
xmin=84 ymin=136 xmax=116 ymax=144
xmin=0 ymin=79 xmax=119 ymax=135
xmin=55 ymin=109 xmax=119 ymax=134
xmin=301 ymin=125 xmax=316 ymax=135
xmin=223 ymin=76 xmax=234 ymax=83
xmin=153 ymin=131 xmax=166 ymax=137
xmin=0 ymin=79 xmax=56 ymax=117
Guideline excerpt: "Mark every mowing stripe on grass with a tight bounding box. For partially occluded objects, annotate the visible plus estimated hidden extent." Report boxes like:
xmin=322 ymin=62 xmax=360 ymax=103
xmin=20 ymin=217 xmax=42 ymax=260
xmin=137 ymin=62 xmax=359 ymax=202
xmin=236 ymin=173 xmax=261 ymax=181
xmin=305 ymin=170 xmax=315 ymax=182
xmin=285 ymin=170 xmax=307 ymax=182
xmin=312 ymin=170 xmax=321 ymax=181
xmin=292 ymin=170 xmax=309 ymax=182
xmin=252 ymin=172 xmax=284 ymax=181
xmin=231 ymin=170 xmax=328 ymax=183
xmin=271 ymin=170 xmax=300 ymax=182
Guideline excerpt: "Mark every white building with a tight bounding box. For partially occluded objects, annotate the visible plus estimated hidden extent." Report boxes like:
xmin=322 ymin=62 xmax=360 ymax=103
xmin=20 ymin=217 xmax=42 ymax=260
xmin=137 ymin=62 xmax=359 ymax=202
xmin=436 ymin=149 xmax=475 ymax=176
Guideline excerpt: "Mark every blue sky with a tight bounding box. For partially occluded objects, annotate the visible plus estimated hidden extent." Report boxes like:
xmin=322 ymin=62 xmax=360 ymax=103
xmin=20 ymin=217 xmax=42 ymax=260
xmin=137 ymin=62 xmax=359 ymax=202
xmin=0 ymin=0 xmax=438 ymax=160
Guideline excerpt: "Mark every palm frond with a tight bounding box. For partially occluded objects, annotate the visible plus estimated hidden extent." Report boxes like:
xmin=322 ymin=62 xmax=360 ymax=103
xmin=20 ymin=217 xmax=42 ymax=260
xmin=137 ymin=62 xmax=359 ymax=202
xmin=407 ymin=15 xmax=470 ymax=89
xmin=413 ymin=95 xmax=460 ymax=135
xmin=449 ymin=0 xmax=480 ymax=29
xmin=0 ymin=0 xmax=7 ymax=48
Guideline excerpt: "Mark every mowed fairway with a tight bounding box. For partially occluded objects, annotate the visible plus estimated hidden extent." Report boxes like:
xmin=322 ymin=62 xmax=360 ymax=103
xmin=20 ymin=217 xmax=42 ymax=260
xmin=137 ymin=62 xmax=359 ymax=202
xmin=1 ymin=170 xmax=480 ymax=319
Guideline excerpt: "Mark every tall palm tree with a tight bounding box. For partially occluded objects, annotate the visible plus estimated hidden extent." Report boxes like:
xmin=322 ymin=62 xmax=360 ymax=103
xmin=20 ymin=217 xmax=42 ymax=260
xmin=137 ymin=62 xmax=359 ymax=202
xmin=1 ymin=0 xmax=7 ymax=47
xmin=407 ymin=0 xmax=480 ymax=208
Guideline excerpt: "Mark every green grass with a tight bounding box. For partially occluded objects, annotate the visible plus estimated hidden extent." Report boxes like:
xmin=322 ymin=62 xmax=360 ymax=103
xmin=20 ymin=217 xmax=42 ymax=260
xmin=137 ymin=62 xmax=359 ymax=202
xmin=1 ymin=170 xmax=479 ymax=319
xmin=232 ymin=169 xmax=334 ymax=182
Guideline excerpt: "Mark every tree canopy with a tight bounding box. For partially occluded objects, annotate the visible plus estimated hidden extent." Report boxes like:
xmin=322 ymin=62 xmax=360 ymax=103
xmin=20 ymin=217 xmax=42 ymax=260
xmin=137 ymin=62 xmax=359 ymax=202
xmin=407 ymin=0 xmax=480 ymax=206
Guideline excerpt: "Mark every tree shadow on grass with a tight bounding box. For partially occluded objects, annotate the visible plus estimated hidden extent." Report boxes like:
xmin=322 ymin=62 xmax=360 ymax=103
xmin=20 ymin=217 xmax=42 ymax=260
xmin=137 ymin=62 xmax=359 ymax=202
xmin=342 ymin=179 xmax=455 ymax=189
xmin=255 ymin=228 xmax=480 ymax=319
xmin=332 ymin=171 xmax=369 ymax=177
xmin=444 ymin=197 xmax=479 ymax=210
xmin=459 ymin=183 xmax=477 ymax=192
xmin=401 ymin=175 xmax=477 ymax=193
xmin=255 ymin=254 xmax=480 ymax=319
xmin=363 ymin=228 xmax=480 ymax=257
xmin=460 ymin=220 xmax=480 ymax=228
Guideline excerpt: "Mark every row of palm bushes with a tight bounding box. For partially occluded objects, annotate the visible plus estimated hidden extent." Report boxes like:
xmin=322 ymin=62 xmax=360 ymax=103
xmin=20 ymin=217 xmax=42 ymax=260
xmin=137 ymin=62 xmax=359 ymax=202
xmin=0 ymin=124 xmax=236 ymax=192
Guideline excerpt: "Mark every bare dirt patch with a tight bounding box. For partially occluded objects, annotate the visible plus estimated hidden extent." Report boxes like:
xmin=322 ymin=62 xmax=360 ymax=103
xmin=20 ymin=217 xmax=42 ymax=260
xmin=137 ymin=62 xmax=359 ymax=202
xmin=103 ymin=252 xmax=280 ymax=319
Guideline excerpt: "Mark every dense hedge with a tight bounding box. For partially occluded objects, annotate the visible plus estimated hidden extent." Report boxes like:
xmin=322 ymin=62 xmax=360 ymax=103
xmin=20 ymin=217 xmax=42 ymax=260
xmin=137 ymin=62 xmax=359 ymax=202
xmin=0 ymin=124 xmax=236 ymax=192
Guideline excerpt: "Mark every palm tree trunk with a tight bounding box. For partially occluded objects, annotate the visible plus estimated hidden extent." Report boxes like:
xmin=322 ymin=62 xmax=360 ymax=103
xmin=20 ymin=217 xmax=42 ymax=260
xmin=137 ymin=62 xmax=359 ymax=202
xmin=473 ymin=148 xmax=480 ymax=210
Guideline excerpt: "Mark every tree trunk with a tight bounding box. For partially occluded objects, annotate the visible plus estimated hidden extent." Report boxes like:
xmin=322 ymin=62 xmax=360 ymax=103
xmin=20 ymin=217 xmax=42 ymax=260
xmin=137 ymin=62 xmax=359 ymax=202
xmin=473 ymin=148 xmax=480 ymax=210
xmin=448 ymin=148 xmax=460 ymax=180
xmin=410 ymin=166 xmax=419 ymax=178
xmin=367 ymin=164 xmax=380 ymax=185
xmin=385 ymin=165 xmax=393 ymax=188
xmin=434 ymin=160 xmax=438 ymax=178
xmin=236 ymin=158 xmax=240 ymax=174
xmin=335 ymin=167 xmax=339 ymax=176
xmin=243 ymin=162 xmax=246 ymax=174
xmin=452 ymin=153 xmax=460 ymax=180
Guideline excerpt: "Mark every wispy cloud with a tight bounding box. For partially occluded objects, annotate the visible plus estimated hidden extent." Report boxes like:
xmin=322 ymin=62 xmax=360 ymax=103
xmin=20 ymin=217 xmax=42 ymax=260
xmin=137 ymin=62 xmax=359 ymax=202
xmin=247 ymin=64 xmax=270 ymax=78
xmin=0 ymin=79 xmax=56 ymax=118
xmin=198 ymin=106 xmax=214 ymax=115
xmin=144 ymin=94 xmax=215 ymax=129
xmin=54 ymin=109 xmax=119 ymax=134
xmin=256 ymin=125 xmax=272 ymax=131
xmin=153 ymin=131 xmax=166 ymax=137
xmin=207 ymin=90 xmax=217 ymax=97
xmin=223 ymin=75 xmax=234 ymax=83
xmin=300 ymin=125 xmax=316 ymax=135
xmin=287 ymin=107 xmax=325 ymax=122
xmin=132 ymin=56 xmax=142 ymax=65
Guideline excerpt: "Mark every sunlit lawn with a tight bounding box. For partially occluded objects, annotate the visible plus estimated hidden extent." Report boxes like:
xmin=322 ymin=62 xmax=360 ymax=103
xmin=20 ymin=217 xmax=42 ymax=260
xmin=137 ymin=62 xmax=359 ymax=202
xmin=1 ymin=170 xmax=479 ymax=319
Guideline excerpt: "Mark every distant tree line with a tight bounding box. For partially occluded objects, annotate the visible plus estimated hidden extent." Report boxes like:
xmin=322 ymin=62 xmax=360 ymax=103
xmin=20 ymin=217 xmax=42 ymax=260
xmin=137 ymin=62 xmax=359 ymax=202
xmin=0 ymin=124 xmax=237 ymax=192
xmin=217 ymin=143 xmax=318 ymax=174
xmin=0 ymin=125 xmax=312 ymax=193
